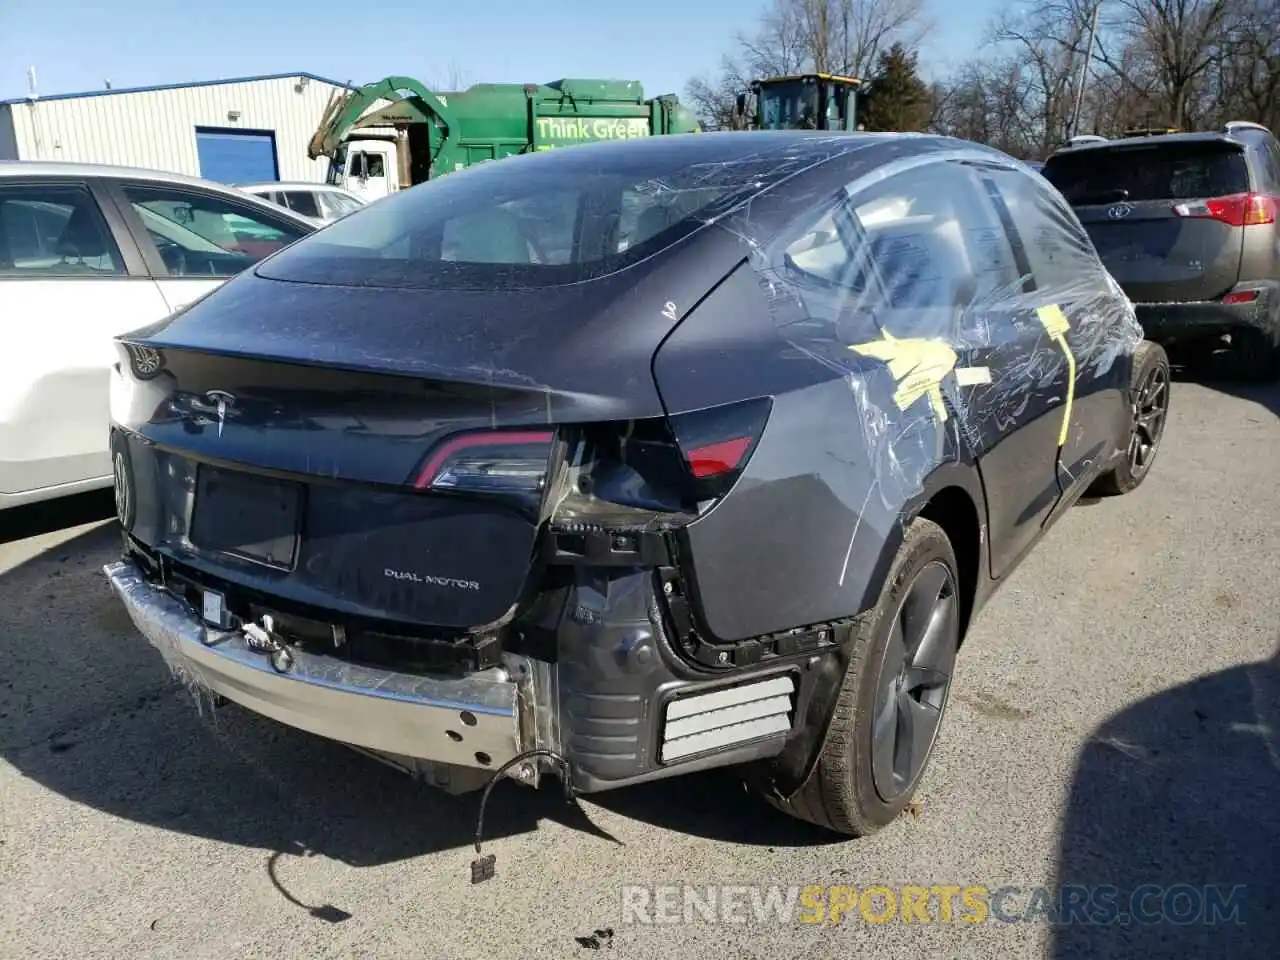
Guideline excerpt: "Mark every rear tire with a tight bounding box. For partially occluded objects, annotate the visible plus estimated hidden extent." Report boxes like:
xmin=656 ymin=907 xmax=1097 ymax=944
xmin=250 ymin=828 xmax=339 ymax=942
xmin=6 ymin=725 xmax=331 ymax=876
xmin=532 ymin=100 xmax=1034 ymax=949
xmin=1090 ymin=340 xmax=1170 ymax=497
xmin=759 ymin=517 xmax=961 ymax=836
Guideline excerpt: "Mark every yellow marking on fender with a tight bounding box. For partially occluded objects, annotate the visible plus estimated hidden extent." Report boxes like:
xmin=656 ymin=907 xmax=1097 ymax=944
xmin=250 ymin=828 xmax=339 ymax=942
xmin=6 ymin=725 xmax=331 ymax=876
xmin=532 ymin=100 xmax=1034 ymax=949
xmin=1036 ymin=304 xmax=1076 ymax=446
xmin=850 ymin=331 xmax=957 ymax=422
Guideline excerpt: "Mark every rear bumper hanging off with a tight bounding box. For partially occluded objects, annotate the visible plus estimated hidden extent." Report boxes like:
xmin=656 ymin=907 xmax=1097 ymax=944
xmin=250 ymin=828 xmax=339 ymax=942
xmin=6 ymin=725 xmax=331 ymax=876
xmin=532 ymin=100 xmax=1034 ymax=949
xmin=103 ymin=559 xmax=530 ymax=773
xmin=104 ymin=555 xmax=822 ymax=797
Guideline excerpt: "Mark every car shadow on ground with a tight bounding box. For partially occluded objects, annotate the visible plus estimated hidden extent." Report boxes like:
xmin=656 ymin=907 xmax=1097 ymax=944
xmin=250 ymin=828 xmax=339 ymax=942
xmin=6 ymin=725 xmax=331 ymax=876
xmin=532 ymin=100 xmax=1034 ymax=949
xmin=1168 ymin=348 xmax=1280 ymax=420
xmin=0 ymin=500 xmax=837 ymax=905
xmin=0 ymin=488 xmax=117 ymax=545
xmin=1051 ymin=640 xmax=1280 ymax=958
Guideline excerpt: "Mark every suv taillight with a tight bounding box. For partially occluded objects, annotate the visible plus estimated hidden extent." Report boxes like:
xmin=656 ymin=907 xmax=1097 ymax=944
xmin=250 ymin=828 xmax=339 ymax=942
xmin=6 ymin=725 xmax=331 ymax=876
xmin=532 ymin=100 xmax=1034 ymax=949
xmin=1173 ymin=193 xmax=1277 ymax=227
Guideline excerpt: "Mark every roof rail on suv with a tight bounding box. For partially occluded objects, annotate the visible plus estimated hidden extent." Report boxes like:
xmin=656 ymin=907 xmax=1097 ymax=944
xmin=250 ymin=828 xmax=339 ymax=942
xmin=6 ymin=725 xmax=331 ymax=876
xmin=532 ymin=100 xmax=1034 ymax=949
xmin=1121 ymin=127 xmax=1181 ymax=137
xmin=1224 ymin=120 xmax=1272 ymax=135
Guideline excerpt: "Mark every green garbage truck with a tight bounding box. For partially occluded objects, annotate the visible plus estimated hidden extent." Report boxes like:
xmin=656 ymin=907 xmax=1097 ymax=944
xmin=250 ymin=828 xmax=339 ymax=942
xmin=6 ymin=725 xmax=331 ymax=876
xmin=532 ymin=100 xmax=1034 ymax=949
xmin=307 ymin=75 xmax=703 ymax=202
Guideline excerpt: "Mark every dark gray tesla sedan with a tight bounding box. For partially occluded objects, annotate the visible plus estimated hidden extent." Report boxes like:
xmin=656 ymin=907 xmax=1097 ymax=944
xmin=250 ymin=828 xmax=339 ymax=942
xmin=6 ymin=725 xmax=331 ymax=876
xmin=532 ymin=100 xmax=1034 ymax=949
xmin=103 ymin=131 xmax=1169 ymax=850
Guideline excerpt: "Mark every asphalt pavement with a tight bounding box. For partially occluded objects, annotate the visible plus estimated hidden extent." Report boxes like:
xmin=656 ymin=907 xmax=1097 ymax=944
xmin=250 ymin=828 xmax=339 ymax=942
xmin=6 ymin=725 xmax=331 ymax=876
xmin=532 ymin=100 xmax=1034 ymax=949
xmin=2 ymin=367 xmax=1278 ymax=960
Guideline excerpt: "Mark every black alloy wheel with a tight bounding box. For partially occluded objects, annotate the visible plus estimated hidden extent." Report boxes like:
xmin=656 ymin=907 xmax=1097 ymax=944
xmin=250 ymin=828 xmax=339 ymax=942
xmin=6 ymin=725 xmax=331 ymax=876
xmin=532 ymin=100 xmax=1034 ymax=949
xmin=1127 ymin=359 xmax=1169 ymax=482
xmin=870 ymin=559 xmax=959 ymax=803
xmin=1089 ymin=340 xmax=1171 ymax=497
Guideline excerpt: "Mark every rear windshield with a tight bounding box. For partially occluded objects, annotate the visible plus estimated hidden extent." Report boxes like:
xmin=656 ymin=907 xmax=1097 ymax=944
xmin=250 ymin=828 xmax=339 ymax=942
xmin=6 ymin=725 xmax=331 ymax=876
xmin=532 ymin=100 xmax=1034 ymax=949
xmin=1043 ymin=142 xmax=1249 ymax=205
xmin=256 ymin=148 xmax=774 ymax=290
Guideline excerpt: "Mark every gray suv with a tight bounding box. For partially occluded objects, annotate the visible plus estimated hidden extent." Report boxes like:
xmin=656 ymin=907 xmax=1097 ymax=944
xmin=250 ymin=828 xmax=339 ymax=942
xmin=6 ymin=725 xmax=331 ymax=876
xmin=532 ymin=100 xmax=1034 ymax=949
xmin=1042 ymin=122 xmax=1280 ymax=378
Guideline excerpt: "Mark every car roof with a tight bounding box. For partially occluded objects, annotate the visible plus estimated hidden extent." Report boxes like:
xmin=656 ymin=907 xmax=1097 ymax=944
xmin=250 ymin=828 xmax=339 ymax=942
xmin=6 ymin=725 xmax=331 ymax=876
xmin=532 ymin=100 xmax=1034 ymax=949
xmin=237 ymin=181 xmax=357 ymax=194
xmin=420 ymin=130 xmax=1013 ymax=190
xmin=0 ymin=158 xmax=245 ymax=188
xmin=1047 ymin=128 xmax=1270 ymax=159
xmin=0 ymin=159 xmax=319 ymax=225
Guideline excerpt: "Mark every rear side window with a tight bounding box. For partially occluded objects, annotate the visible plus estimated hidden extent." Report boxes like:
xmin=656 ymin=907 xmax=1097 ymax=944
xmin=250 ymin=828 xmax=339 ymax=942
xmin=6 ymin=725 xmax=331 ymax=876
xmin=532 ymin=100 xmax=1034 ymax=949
xmin=783 ymin=159 xmax=1022 ymax=313
xmin=257 ymin=150 xmax=768 ymax=289
xmin=1044 ymin=143 xmax=1250 ymax=204
xmin=982 ymin=165 xmax=1103 ymax=291
xmin=1258 ymin=139 xmax=1280 ymax=192
xmin=318 ymin=191 xmax=363 ymax=219
xmin=0 ymin=183 xmax=124 ymax=276
xmin=281 ymin=190 xmax=321 ymax=218
xmin=122 ymin=184 xmax=308 ymax=278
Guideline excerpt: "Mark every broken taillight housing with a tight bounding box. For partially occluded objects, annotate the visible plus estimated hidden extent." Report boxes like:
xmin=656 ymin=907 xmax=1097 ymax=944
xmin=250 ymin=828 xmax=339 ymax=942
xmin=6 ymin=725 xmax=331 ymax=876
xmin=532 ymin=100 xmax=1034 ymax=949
xmin=1173 ymin=193 xmax=1278 ymax=227
xmin=543 ymin=397 xmax=773 ymax=535
xmin=413 ymin=429 xmax=556 ymax=496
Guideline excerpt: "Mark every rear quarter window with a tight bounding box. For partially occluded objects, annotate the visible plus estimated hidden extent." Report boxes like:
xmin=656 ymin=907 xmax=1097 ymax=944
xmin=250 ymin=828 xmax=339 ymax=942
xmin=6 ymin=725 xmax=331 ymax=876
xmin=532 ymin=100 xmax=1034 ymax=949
xmin=1044 ymin=143 xmax=1250 ymax=204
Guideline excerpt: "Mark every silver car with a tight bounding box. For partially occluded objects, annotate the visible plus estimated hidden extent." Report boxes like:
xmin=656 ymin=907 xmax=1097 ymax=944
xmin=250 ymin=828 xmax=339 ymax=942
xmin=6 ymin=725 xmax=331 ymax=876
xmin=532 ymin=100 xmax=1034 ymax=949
xmin=0 ymin=160 xmax=316 ymax=511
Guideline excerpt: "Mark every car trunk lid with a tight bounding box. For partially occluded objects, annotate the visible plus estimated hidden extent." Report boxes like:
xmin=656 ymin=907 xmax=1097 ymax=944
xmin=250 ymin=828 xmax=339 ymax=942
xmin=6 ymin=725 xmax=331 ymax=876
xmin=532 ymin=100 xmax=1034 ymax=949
xmin=112 ymin=255 xmax=733 ymax=633
xmin=1045 ymin=139 xmax=1250 ymax=302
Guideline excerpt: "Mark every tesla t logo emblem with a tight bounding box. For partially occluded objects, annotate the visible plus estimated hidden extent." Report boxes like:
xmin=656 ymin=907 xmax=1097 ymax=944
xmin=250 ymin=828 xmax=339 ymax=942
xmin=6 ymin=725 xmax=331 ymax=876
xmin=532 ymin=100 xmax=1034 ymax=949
xmin=205 ymin=391 xmax=236 ymax=437
xmin=1107 ymin=203 xmax=1133 ymax=219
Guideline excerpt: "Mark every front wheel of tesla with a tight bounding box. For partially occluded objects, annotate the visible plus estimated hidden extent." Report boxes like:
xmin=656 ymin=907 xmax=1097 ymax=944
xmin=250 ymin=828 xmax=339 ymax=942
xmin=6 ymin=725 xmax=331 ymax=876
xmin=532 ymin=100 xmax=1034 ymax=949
xmin=761 ymin=517 xmax=961 ymax=836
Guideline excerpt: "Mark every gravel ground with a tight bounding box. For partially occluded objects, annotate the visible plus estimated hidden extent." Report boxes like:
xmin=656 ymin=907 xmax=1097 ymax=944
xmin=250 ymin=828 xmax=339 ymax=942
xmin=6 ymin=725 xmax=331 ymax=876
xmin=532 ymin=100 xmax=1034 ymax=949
xmin=2 ymin=369 xmax=1277 ymax=960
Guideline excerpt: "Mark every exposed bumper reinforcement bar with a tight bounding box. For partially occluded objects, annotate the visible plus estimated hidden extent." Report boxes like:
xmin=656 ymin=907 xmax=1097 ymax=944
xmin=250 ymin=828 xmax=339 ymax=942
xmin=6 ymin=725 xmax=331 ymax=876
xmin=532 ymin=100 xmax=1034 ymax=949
xmin=103 ymin=559 xmax=528 ymax=771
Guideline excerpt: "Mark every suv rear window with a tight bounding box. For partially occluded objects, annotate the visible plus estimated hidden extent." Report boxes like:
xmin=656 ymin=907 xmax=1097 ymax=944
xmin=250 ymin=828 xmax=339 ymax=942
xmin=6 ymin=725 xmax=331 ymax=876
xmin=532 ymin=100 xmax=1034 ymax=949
xmin=1043 ymin=142 xmax=1250 ymax=205
xmin=256 ymin=148 xmax=775 ymax=290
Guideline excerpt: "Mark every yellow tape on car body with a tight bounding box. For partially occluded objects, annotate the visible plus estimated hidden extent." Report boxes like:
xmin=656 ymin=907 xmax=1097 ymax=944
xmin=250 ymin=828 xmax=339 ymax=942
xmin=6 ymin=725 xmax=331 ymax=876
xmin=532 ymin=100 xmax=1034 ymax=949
xmin=850 ymin=331 xmax=956 ymax=422
xmin=1036 ymin=304 xmax=1076 ymax=447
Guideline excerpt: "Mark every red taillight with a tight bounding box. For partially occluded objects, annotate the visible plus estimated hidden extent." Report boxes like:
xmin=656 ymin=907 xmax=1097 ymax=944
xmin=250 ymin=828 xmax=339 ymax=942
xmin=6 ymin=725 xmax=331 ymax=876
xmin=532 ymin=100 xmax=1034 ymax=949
xmin=413 ymin=429 xmax=555 ymax=493
xmin=1173 ymin=193 xmax=1277 ymax=227
xmin=685 ymin=436 xmax=754 ymax=478
xmin=668 ymin=397 xmax=772 ymax=493
xmin=1222 ymin=290 xmax=1259 ymax=305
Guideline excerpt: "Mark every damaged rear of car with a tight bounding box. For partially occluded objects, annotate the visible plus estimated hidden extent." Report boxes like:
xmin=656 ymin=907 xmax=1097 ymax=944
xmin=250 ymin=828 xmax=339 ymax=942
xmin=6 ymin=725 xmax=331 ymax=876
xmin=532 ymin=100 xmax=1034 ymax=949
xmin=104 ymin=132 xmax=1156 ymax=859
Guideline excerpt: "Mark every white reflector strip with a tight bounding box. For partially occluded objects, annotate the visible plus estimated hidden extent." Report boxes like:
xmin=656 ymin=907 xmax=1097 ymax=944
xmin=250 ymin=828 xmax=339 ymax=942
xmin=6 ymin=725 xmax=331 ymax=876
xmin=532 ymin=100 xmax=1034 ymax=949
xmin=661 ymin=715 xmax=792 ymax=762
xmin=665 ymin=675 xmax=794 ymax=721
xmin=664 ymin=694 xmax=794 ymax=741
xmin=660 ymin=675 xmax=796 ymax=763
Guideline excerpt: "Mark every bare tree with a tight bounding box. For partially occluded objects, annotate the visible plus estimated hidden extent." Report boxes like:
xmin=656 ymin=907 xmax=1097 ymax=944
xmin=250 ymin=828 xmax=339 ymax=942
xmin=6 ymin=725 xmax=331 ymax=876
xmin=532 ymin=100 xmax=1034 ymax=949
xmin=991 ymin=0 xmax=1098 ymax=152
xmin=929 ymin=57 xmax=1039 ymax=155
xmin=1213 ymin=0 xmax=1280 ymax=128
xmin=684 ymin=0 xmax=932 ymax=128
xmin=685 ymin=57 xmax=756 ymax=131
xmin=690 ymin=0 xmax=1276 ymax=147
xmin=1110 ymin=0 xmax=1240 ymax=128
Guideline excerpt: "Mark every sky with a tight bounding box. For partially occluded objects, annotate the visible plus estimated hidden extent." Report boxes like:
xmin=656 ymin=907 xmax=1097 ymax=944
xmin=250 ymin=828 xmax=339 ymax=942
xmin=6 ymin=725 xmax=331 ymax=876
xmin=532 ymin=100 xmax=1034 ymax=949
xmin=0 ymin=0 xmax=1005 ymax=104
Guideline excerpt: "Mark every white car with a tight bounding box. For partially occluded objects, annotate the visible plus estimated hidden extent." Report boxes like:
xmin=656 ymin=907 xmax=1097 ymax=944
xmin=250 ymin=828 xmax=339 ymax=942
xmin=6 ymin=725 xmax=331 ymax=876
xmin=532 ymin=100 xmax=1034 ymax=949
xmin=236 ymin=181 xmax=366 ymax=223
xmin=0 ymin=160 xmax=317 ymax=512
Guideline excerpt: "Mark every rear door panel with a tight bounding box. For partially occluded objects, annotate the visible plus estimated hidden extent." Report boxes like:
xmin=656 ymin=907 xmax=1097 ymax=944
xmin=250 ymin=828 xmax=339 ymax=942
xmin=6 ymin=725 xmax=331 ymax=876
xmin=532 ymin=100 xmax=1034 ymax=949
xmin=980 ymin=163 xmax=1139 ymax=501
xmin=0 ymin=177 xmax=169 ymax=497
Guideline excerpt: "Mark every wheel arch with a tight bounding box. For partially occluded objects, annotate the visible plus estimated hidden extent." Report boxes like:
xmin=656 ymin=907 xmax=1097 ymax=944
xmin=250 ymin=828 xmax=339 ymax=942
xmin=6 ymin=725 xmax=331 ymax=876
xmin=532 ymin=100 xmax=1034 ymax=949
xmin=913 ymin=484 xmax=982 ymax=645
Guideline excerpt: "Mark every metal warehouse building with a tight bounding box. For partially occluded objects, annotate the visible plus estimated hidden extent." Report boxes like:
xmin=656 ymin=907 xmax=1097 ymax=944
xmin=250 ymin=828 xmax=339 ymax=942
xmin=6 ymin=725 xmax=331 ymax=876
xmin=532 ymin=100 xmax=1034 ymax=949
xmin=0 ymin=72 xmax=354 ymax=183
